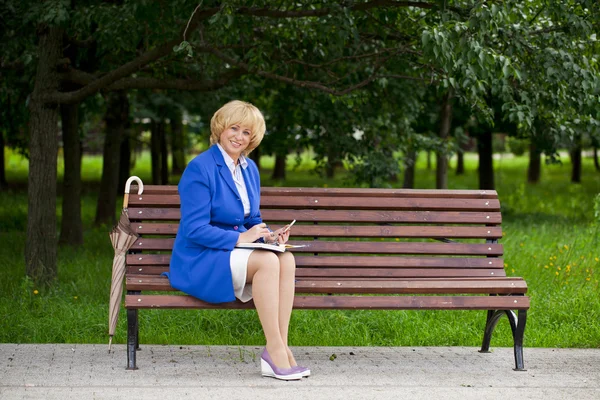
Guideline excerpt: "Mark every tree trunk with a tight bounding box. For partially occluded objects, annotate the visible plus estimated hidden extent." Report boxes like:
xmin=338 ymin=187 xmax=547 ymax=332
xmin=594 ymin=147 xmax=599 ymax=172
xmin=326 ymin=153 xmax=342 ymax=179
xmin=456 ymin=151 xmax=464 ymax=175
xmin=570 ymin=145 xmax=582 ymax=183
xmin=0 ymin=131 xmax=6 ymax=190
xmin=477 ymin=131 xmax=495 ymax=190
xmin=436 ymin=91 xmax=452 ymax=189
xmin=426 ymin=151 xmax=432 ymax=170
xmin=403 ymin=150 xmax=416 ymax=188
xmin=26 ymin=26 xmax=62 ymax=285
xmin=58 ymin=102 xmax=83 ymax=246
xmin=95 ymin=92 xmax=128 ymax=226
xmin=272 ymin=153 xmax=287 ymax=180
xmin=160 ymin=120 xmax=169 ymax=184
xmin=150 ymin=120 xmax=165 ymax=185
xmin=170 ymin=113 xmax=186 ymax=175
xmin=527 ymin=142 xmax=541 ymax=183
xmin=117 ymin=130 xmax=131 ymax=194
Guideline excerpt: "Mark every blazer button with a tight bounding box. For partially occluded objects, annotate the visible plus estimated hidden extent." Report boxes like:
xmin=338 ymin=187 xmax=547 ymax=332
xmin=234 ymin=226 xmax=238 ymax=230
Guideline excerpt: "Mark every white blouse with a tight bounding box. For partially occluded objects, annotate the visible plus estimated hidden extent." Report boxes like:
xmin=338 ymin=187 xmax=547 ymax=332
xmin=216 ymin=143 xmax=251 ymax=216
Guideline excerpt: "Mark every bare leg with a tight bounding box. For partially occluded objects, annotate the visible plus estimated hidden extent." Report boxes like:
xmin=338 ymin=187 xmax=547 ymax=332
xmin=276 ymin=252 xmax=298 ymax=366
xmin=246 ymin=250 xmax=290 ymax=369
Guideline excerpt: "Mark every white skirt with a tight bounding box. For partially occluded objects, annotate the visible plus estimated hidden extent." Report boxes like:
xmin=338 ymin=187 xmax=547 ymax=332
xmin=230 ymin=248 xmax=254 ymax=302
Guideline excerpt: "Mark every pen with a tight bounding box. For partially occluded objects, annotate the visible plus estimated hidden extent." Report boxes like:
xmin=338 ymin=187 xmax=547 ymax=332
xmin=282 ymin=219 xmax=296 ymax=233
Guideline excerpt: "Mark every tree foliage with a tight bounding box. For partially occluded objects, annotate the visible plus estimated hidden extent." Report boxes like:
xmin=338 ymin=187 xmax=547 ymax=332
xmin=1 ymin=0 xmax=598 ymax=284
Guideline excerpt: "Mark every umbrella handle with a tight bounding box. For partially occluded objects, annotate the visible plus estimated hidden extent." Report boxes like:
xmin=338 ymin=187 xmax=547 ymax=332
xmin=123 ymin=176 xmax=144 ymax=208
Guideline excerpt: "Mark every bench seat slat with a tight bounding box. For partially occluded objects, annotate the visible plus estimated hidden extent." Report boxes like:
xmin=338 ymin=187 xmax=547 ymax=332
xmin=125 ymin=294 xmax=528 ymax=310
xmin=126 ymin=254 xmax=505 ymax=269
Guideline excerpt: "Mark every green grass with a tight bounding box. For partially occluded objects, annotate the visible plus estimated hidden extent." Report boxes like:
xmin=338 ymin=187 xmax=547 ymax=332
xmin=1 ymin=148 xmax=599 ymax=348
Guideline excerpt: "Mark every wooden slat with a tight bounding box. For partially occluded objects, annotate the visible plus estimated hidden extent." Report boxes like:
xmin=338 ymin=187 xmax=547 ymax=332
xmin=127 ymin=208 xmax=502 ymax=224
xmin=128 ymin=208 xmax=180 ymax=221
xmin=295 ymin=268 xmax=504 ymax=279
xmin=125 ymin=254 xmax=506 ymax=269
xmin=261 ymin=196 xmax=500 ymax=211
xmin=281 ymin=241 xmax=503 ymax=256
xmin=261 ymin=210 xmax=502 ymax=224
xmin=128 ymin=194 xmax=181 ymax=207
xmin=129 ymin=185 xmax=177 ymax=195
xmin=130 ymin=238 xmax=503 ymax=255
xmin=284 ymin=225 xmax=502 ymax=239
xmin=128 ymin=194 xmax=500 ymax=212
xmin=131 ymin=186 xmax=499 ymax=200
xmin=126 ymin=266 xmax=504 ymax=278
xmin=132 ymin=237 xmax=175 ymax=250
xmin=293 ymin=279 xmax=527 ymax=294
xmin=295 ymin=256 xmax=505 ymax=268
xmin=125 ymin=294 xmax=529 ymax=310
xmin=127 ymin=276 xmax=524 ymax=293
xmin=132 ymin=223 xmax=179 ymax=235
xmin=261 ymin=187 xmax=499 ymax=199
xmin=127 ymin=254 xmax=171 ymax=265
xmin=130 ymin=224 xmax=503 ymax=239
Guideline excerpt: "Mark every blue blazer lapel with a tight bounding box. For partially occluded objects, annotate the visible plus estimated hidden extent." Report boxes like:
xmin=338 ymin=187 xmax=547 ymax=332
xmin=242 ymin=166 xmax=257 ymax=214
xmin=210 ymin=145 xmax=239 ymax=198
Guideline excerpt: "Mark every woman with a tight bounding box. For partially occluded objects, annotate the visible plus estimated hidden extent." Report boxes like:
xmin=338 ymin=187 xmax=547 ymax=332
xmin=167 ymin=100 xmax=309 ymax=381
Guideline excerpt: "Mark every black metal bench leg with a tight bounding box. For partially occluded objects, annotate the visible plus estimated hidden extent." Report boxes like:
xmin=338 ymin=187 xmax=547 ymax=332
xmin=136 ymin=316 xmax=140 ymax=351
xmin=479 ymin=308 xmax=527 ymax=371
xmin=127 ymin=308 xmax=139 ymax=370
xmin=513 ymin=310 xmax=527 ymax=371
xmin=479 ymin=310 xmax=505 ymax=353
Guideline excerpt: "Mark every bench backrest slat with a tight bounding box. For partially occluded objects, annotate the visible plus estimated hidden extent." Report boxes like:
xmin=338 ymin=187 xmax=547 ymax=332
xmin=126 ymin=255 xmax=505 ymax=269
xmin=128 ymin=208 xmax=502 ymax=225
xmin=132 ymin=237 xmax=502 ymax=255
xmin=132 ymin=223 xmax=502 ymax=239
xmin=134 ymin=185 xmax=499 ymax=199
xmin=128 ymin=194 xmax=500 ymax=211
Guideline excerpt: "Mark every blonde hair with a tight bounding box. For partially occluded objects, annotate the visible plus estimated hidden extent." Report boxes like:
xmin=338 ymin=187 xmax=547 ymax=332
xmin=210 ymin=100 xmax=266 ymax=156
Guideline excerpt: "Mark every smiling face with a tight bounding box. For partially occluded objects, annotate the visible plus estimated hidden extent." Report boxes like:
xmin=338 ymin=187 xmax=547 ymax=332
xmin=210 ymin=100 xmax=266 ymax=157
xmin=219 ymin=124 xmax=252 ymax=162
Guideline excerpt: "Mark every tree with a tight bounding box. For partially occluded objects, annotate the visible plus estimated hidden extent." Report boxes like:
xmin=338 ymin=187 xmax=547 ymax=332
xmin=95 ymin=91 xmax=129 ymax=226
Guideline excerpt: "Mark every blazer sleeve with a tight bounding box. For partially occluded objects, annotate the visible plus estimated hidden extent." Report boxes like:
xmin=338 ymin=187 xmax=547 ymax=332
xmin=179 ymin=161 xmax=240 ymax=250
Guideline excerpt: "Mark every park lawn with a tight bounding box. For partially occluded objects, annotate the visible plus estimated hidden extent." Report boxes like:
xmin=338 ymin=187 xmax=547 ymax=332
xmin=1 ymin=149 xmax=599 ymax=348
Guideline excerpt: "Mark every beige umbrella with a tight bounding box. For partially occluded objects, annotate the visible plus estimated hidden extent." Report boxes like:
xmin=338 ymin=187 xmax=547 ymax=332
xmin=108 ymin=176 xmax=144 ymax=351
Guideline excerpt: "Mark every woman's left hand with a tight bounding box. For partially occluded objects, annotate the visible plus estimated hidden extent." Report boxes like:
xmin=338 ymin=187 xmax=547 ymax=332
xmin=276 ymin=228 xmax=290 ymax=244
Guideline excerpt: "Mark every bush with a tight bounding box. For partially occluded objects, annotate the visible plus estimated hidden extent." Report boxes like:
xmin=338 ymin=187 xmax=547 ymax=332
xmin=507 ymin=137 xmax=529 ymax=156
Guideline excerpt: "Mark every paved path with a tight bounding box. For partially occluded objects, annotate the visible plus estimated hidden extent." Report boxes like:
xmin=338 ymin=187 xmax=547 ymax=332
xmin=1 ymin=344 xmax=599 ymax=399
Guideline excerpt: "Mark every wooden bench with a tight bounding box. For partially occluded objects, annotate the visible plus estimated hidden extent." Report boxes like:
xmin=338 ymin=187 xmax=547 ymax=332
xmin=123 ymin=186 xmax=529 ymax=371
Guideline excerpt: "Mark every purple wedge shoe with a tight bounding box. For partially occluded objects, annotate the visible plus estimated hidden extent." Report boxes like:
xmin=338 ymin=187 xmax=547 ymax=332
xmin=292 ymin=365 xmax=311 ymax=378
xmin=260 ymin=349 xmax=303 ymax=381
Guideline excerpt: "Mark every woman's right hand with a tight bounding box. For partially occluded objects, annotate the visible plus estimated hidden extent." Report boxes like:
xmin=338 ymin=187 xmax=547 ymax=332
xmin=236 ymin=223 xmax=271 ymax=244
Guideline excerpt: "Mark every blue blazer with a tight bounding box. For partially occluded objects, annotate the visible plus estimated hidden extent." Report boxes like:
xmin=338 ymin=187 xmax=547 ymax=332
xmin=166 ymin=144 xmax=263 ymax=303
